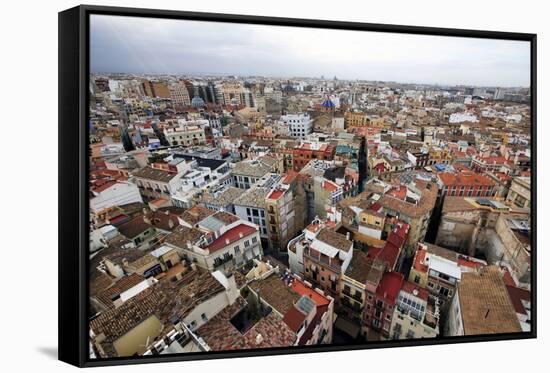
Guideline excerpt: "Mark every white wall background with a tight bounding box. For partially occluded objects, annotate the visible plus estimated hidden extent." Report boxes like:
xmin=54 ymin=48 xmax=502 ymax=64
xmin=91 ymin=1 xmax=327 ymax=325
xmin=0 ymin=0 xmax=546 ymax=371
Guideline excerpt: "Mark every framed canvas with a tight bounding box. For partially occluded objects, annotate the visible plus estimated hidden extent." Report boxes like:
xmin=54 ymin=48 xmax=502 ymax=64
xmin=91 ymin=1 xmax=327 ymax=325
xmin=58 ymin=5 xmax=536 ymax=367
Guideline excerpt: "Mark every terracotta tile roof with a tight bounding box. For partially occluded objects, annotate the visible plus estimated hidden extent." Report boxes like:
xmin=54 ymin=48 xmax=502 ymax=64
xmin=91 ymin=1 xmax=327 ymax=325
xmin=458 ymin=266 xmax=522 ymax=335
xmin=442 ymin=197 xmax=478 ymax=213
xmin=91 ymin=268 xmax=228 ymax=357
xmin=206 ymin=224 xmax=257 ymax=254
xmin=316 ymin=228 xmax=352 ymax=252
xmin=93 ymin=273 xmax=146 ymax=310
xmin=179 ymin=205 xmax=215 ymax=226
xmin=117 ymin=216 xmax=152 ymax=239
xmin=132 ymin=166 xmax=177 ymax=183
xmin=145 ymin=210 xmax=180 ymax=231
xmin=89 ymin=270 xmax=115 ymax=298
xmin=282 ymin=170 xmax=299 ymax=184
xmin=283 ymin=306 xmax=307 ymax=332
xmin=91 ymin=180 xmax=117 ymax=193
xmin=90 ymin=287 xmax=164 ymax=344
xmin=211 ymin=210 xmax=240 ymax=225
xmin=200 ymin=186 xmax=242 ymax=207
xmin=164 ymin=225 xmax=204 ymax=248
xmin=249 ymin=274 xmax=301 ymax=315
xmin=377 ymin=180 xmax=438 ymax=218
xmin=345 ymin=250 xmax=384 ymax=285
xmin=196 ymin=297 xmax=296 ymax=350
xmin=438 ymin=172 xmax=495 ymax=187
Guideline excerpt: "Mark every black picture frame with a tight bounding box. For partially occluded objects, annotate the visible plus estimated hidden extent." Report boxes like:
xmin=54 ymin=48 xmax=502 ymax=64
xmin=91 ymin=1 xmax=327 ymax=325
xmin=58 ymin=4 xmax=537 ymax=368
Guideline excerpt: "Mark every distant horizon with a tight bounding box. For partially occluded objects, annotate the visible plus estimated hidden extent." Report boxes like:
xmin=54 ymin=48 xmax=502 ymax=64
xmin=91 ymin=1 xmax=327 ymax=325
xmin=90 ymin=15 xmax=531 ymax=87
xmin=90 ymin=71 xmax=530 ymax=90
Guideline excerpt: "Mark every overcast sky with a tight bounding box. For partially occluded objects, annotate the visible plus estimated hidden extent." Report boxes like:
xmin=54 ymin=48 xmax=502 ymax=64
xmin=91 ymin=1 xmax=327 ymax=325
xmin=90 ymin=15 xmax=530 ymax=87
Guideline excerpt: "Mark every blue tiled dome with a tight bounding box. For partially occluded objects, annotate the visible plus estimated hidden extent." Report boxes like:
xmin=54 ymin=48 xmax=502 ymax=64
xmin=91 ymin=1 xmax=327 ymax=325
xmin=321 ymin=97 xmax=335 ymax=107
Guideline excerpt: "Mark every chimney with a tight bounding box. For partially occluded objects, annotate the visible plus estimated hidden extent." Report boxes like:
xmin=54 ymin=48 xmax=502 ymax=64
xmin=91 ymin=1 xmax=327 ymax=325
xmin=168 ymin=219 xmax=174 ymax=229
xmin=255 ymin=333 xmax=264 ymax=345
xmin=346 ymin=232 xmax=350 ymax=240
xmin=239 ymin=232 xmax=244 ymax=238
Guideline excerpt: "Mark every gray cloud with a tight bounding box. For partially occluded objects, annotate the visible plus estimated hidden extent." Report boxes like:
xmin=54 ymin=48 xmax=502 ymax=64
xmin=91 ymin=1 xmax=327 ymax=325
xmin=90 ymin=15 xmax=530 ymax=87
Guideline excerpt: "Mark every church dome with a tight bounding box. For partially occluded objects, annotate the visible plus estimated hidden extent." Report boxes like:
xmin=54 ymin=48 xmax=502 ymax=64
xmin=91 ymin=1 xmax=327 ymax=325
xmin=191 ymin=95 xmax=205 ymax=108
xmin=321 ymin=97 xmax=335 ymax=108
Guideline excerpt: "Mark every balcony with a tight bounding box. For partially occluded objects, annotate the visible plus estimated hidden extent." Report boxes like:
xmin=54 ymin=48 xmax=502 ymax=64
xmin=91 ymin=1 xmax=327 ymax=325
xmin=304 ymin=249 xmax=342 ymax=271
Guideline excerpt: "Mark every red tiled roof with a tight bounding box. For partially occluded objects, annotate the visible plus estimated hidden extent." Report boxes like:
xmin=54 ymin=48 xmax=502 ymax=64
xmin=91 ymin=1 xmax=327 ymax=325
xmin=92 ymin=180 xmax=117 ymax=193
xmin=506 ymin=285 xmax=530 ymax=316
xmin=267 ymin=189 xmax=285 ymax=200
xmin=412 ymin=247 xmax=428 ymax=273
xmin=401 ymin=281 xmax=429 ymax=301
xmin=323 ymin=180 xmax=340 ymax=193
xmin=369 ymin=202 xmax=383 ymax=212
xmin=438 ymin=172 xmax=495 ymax=187
xmin=376 ymin=271 xmax=404 ymax=304
xmin=366 ymin=246 xmax=383 ymax=260
xmin=369 ymin=223 xmax=409 ymax=270
xmin=206 ymin=224 xmax=257 ymax=253
xmin=282 ymin=307 xmax=307 ymax=333
xmin=457 ymin=257 xmax=484 ymax=268
xmin=387 ymin=185 xmax=407 ymax=200
xmin=475 ymin=156 xmax=507 ymax=164
xmin=291 ymin=281 xmax=330 ymax=307
xmin=282 ymin=170 xmax=299 ymax=184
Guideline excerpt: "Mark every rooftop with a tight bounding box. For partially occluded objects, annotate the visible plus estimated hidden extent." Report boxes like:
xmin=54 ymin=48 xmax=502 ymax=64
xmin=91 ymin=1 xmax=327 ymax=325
xmin=376 ymin=271 xmax=404 ymax=304
xmin=196 ymin=297 xmax=296 ymax=351
xmin=179 ymin=205 xmax=215 ymax=226
xmin=234 ymin=187 xmax=270 ymax=208
xmin=458 ymin=266 xmax=522 ymax=335
xmin=206 ymin=224 xmax=258 ymax=254
xmin=438 ymin=172 xmax=496 ymax=187
xmin=316 ymin=228 xmax=353 ymax=253
xmin=231 ymin=159 xmax=272 ymax=178
xmin=132 ymin=166 xmax=176 ymax=183
xmin=345 ymin=250 xmax=385 ymax=285
xmin=200 ymin=186 xmax=242 ymax=207
xmin=164 ymin=225 xmax=204 ymax=248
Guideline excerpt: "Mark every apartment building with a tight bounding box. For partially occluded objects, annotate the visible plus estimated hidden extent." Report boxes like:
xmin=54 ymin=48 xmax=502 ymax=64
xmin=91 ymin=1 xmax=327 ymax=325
xmin=164 ymin=210 xmax=263 ymax=272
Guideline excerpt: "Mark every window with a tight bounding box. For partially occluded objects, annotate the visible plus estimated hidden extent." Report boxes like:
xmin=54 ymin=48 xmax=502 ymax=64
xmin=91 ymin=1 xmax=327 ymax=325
xmin=234 ymin=245 xmax=240 ymax=254
xmin=244 ymin=240 xmax=250 ymax=248
xmin=414 ymin=275 xmax=421 ymax=284
xmin=252 ymin=237 xmax=257 ymax=244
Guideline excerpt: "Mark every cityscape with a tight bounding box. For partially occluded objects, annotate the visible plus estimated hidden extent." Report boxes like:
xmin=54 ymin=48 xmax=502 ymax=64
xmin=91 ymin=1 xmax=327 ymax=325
xmin=88 ymin=16 xmax=532 ymax=359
